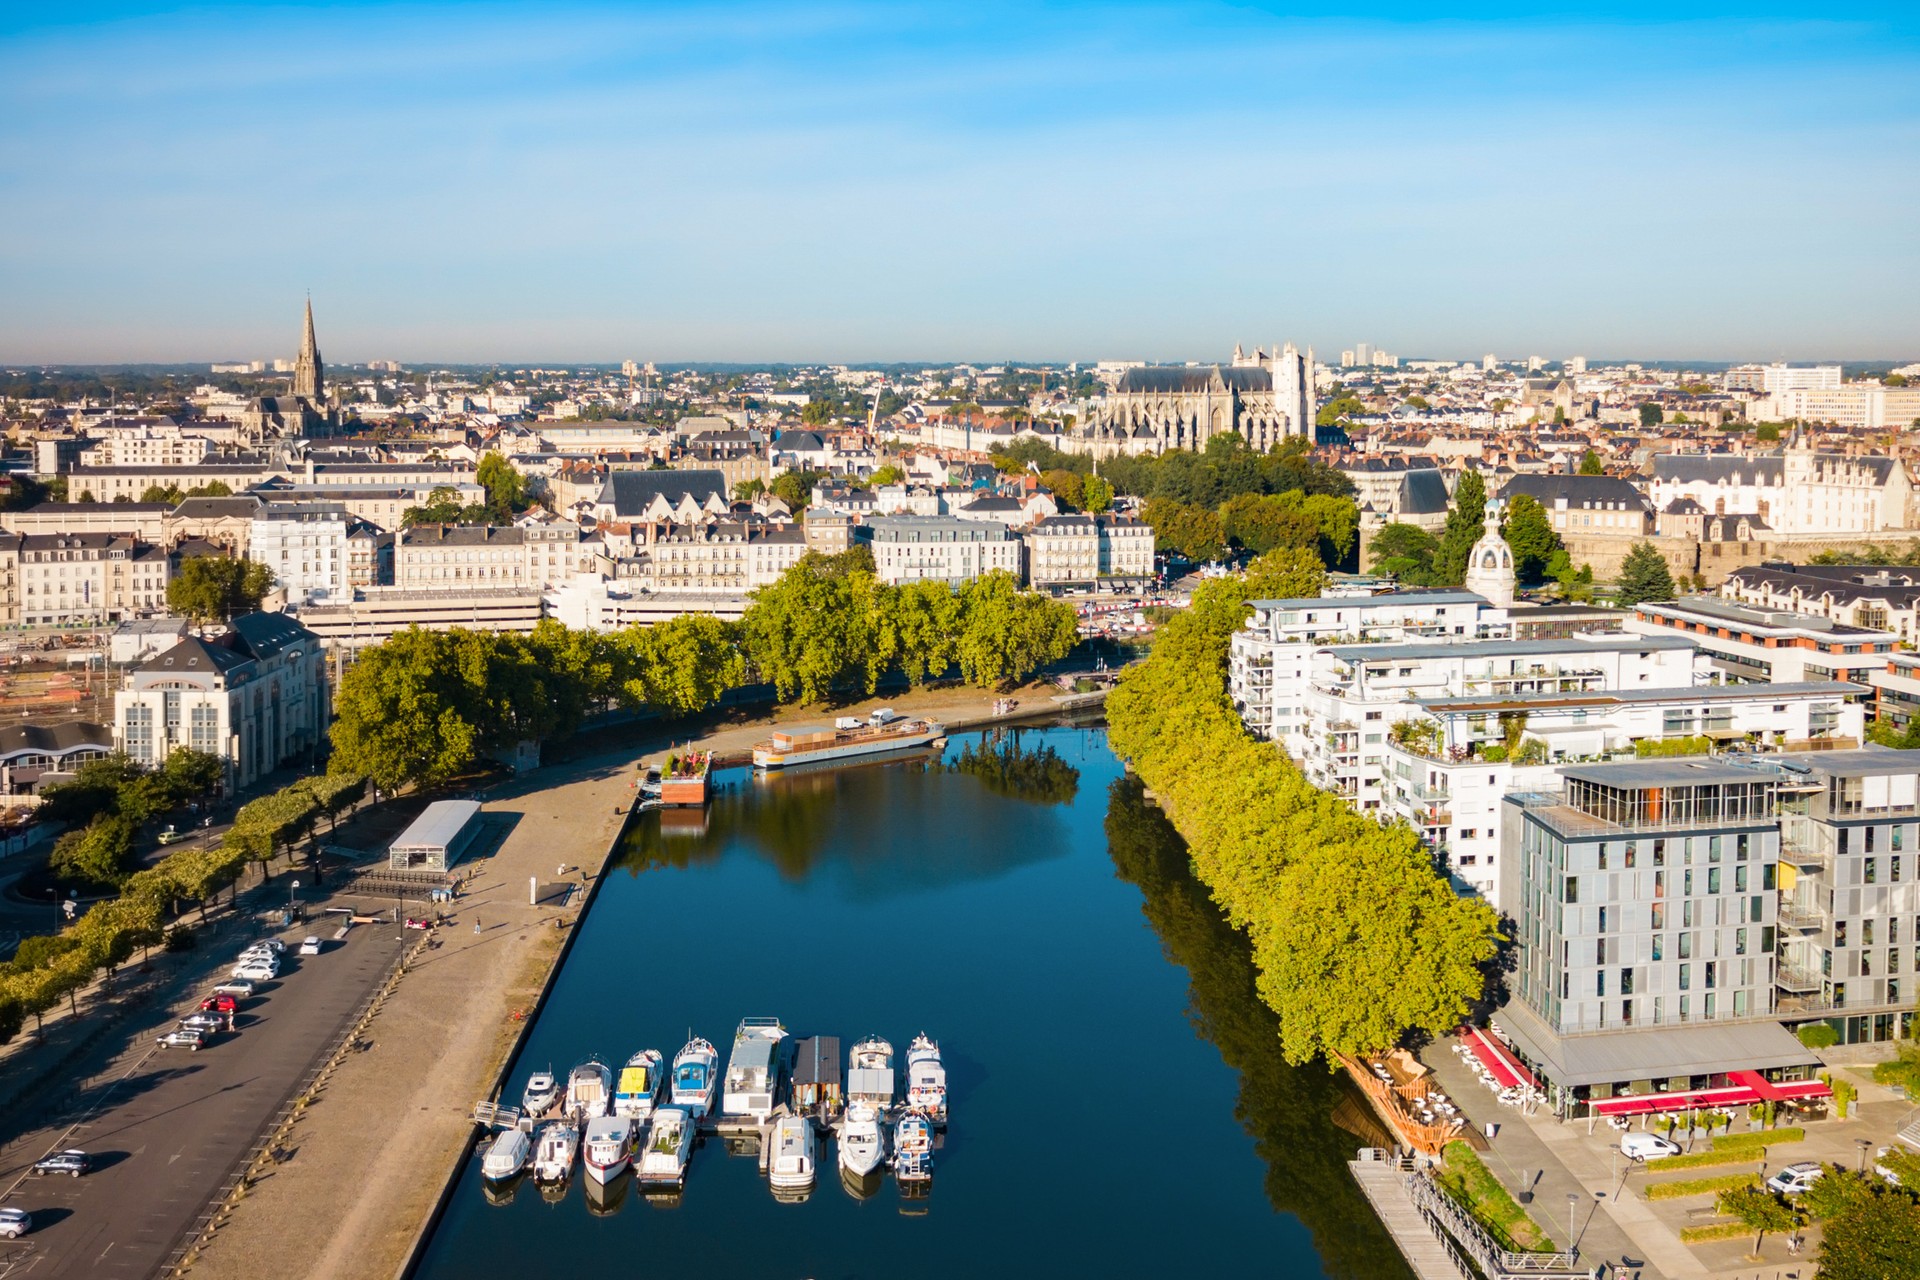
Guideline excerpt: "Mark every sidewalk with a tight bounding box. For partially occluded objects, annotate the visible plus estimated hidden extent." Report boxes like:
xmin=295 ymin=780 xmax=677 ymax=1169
xmin=1425 ymin=1043 xmax=1695 ymax=1280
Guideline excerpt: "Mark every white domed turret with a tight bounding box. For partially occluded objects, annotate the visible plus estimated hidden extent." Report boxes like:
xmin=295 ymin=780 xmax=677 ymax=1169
xmin=1464 ymin=497 xmax=1516 ymax=607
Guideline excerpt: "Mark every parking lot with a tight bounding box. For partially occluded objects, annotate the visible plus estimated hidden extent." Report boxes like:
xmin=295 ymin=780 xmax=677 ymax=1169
xmin=0 ymin=918 xmax=407 ymax=1279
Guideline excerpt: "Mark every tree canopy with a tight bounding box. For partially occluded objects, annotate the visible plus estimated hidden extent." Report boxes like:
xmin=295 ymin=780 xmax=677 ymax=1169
xmin=1613 ymin=542 xmax=1678 ymax=608
xmin=166 ymin=555 xmax=275 ymax=625
xmin=1430 ymin=469 xmax=1487 ymax=587
xmin=1500 ymin=493 xmax=1562 ymax=585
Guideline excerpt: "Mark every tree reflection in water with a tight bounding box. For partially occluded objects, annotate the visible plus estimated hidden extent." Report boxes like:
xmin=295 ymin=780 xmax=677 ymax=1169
xmin=1104 ymin=776 xmax=1414 ymax=1280
xmin=945 ymin=729 xmax=1080 ymax=805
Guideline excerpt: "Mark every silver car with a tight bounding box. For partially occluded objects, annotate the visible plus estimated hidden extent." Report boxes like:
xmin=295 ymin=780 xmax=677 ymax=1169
xmin=0 ymin=1207 xmax=29 ymax=1238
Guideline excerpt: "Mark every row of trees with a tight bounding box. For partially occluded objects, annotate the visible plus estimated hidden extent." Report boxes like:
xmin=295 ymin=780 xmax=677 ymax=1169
xmin=329 ymin=550 xmax=1080 ymax=792
xmin=43 ymin=749 xmax=226 ymax=890
xmin=0 ymin=770 xmax=366 ymax=1044
xmin=988 ymin=433 xmax=1354 ymax=508
xmin=1105 ymin=565 xmax=1499 ymax=1065
xmin=1143 ymin=489 xmax=1358 ymax=566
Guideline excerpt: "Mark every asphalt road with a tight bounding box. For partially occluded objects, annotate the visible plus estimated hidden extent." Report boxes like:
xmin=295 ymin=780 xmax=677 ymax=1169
xmin=0 ymin=916 xmax=407 ymax=1279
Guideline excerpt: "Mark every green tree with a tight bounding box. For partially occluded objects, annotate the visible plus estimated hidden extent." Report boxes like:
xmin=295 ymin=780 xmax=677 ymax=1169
xmin=732 ymin=477 xmax=767 ymax=501
xmin=1577 ymin=450 xmax=1604 ymax=475
xmin=140 ymin=483 xmax=185 ymax=505
xmin=1081 ymin=474 xmax=1115 ymax=513
xmin=1500 ymin=493 xmax=1562 ymax=584
xmin=48 ymin=815 xmax=136 ymax=890
xmin=876 ymin=579 xmax=961 ymax=684
xmin=1220 ymin=493 xmax=1319 ymax=557
xmin=1241 ymin=547 xmax=1328 ymax=600
xmin=800 ymin=399 xmax=834 ymax=426
xmin=1368 ymin=523 xmax=1439 ymax=584
xmin=475 ymin=451 xmax=527 ymax=520
xmin=1715 ymin=1185 xmax=1802 ymax=1259
xmin=1614 ymin=542 xmax=1678 ymax=608
xmin=620 ymin=614 xmax=745 ymax=715
xmin=1755 ymin=422 xmax=1782 ymax=441
xmin=1430 ymin=469 xmax=1487 ymax=586
xmin=770 ymin=470 xmax=819 ymax=510
xmin=739 ymin=554 xmax=869 ymax=703
xmin=327 ymin=628 xmax=485 ymax=790
xmin=1041 ymin=468 xmax=1085 ymax=511
xmin=1638 ymin=403 xmax=1664 ymax=428
xmin=165 ymin=556 xmax=275 ymax=625
xmin=1141 ymin=498 xmax=1225 ymax=563
xmin=866 ymin=464 xmax=905 ymax=488
xmin=1809 ymin=1172 xmax=1920 ymax=1280
xmin=953 ymin=571 xmax=1078 ymax=689
xmin=188 ymin=480 xmax=234 ymax=497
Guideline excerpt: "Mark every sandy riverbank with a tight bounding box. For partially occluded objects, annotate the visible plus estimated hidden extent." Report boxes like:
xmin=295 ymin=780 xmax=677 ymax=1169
xmin=185 ymin=683 xmax=1070 ymax=1280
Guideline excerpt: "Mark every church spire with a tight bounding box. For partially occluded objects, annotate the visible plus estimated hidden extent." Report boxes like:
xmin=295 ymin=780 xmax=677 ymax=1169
xmin=293 ymin=295 xmax=325 ymax=402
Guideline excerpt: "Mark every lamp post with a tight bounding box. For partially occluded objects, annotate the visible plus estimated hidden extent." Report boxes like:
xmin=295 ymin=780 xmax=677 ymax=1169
xmin=1566 ymin=1191 xmax=1578 ymax=1252
xmin=1857 ymin=1138 xmax=1873 ymax=1172
xmin=289 ymin=878 xmax=300 ymax=923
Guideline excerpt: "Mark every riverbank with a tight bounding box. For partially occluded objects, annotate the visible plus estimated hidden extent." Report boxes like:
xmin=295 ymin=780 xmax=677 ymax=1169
xmin=183 ymin=681 xmax=1061 ymax=1280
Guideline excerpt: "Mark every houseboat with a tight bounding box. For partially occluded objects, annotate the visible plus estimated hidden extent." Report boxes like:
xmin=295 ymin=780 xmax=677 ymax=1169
xmin=905 ymin=1034 xmax=948 ymax=1126
xmin=790 ymin=1035 xmax=843 ymax=1117
xmin=751 ymin=710 xmax=945 ymax=770
xmin=654 ymin=750 xmax=712 ymax=807
xmin=722 ymin=1017 xmax=789 ymax=1122
xmin=767 ymin=1115 xmax=818 ymax=1193
xmin=613 ymin=1049 xmax=665 ymax=1120
xmin=482 ymin=1127 xmax=531 ymax=1182
xmin=583 ymin=1115 xmax=636 ymax=1184
xmin=846 ymin=1036 xmax=895 ymax=1110
xmin=567 ymin=1057 xmax=613 ymax=1120
xmin=637 ymin=1106 xmax=696 ymax=1187
xmin=531 ymin=1120 xmax=579 ymax=1183
xmin=893 ymin=1111 xmax=933 ymax=1184
xmin=671 ymin=1037 xmax=721 ymax=1118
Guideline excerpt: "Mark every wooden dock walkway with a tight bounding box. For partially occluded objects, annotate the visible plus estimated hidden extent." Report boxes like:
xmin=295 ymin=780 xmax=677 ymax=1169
xmin=1348 ymin=1154 xmax=1473 ymax=1280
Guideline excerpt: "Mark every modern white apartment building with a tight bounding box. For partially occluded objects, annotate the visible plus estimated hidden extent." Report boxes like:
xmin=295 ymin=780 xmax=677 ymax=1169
xmin=115 ymin=612 xmax=329 ymax=791
xmin=1768 ymin=384 xmax=1920 ymax=430
xmin=248 ymin=503 xmax=352 ymax=606
xmin=859 ymin=515 xmax=1022 ymax=586
xmin=77 ymin=428 xmax=213 ymax=468
xmin=1024 ymin=514 xmax=1154 ymax=587
xmin=1386 ymin=681 xmax=1867 ymax=906
xmin=1720 ymin=564 xmax=1920 ymax=646
xmin=1629 ymin=597 xmax=1898 ymax=685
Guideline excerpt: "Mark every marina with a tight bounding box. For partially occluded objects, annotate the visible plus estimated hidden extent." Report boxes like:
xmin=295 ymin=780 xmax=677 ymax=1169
xmin=413 ymin=725 xmax=1407 ymax=1279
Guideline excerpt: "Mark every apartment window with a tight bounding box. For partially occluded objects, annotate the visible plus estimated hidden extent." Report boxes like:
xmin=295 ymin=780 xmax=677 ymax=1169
xmin=1597 ymin=846 xmax=1608 ymax=870
xmin=1678 ymin=963 xmax=1691 ymax=990
xmin=1652 ymin=839 xmax=1666 ymax=867
xmin=1563 ymin=876 xmax=1579 ymax=904
xmin=1596 ymin=971 xmax=1606 ymax=996
xmin=1683 ymin=869 xmax=1694 ymax=896
xmin=1624 ymin=842 xmax=1637 ymax=868
xmin=1622 ymin=999 xmax=1633 ymax=1025
xmin=1736 ymin=834 xmax=1749 ymax=861
xmin=1735 ymin=927 xmax=1747 ymax=956
xmin=1598 ymin=906 xmax=1609 ymax=934
xmin=1654 ymin=870 xmax=1665 ymax=898
xmin=1836 ymin=920 xmax=1849 ymax=947
xmin=1736 ymin=865 xmax=1748 ymax=893
xmin=1704 ymin=961 xmax=1717 ymax=989
xmin=1707 ymin=867 xmax=1721 ymax=895
xmin=1620 ymin=967 xmax=1635 ymax=995
xmin=1896 ymin=856 xmax=1905 ymax=882
xmin=1709 ymin=835 xmax=1722 ymax=862
xmin=1679 ymin=932 xmax=1693 ymax=959
xmin=1868 ymin=827 xmax=1878 ymax=853
xmin=1865 ymin=920 xmax=1875 ymax=946
xmin=1652 ymin=935 xmax=1664 ymax=961
xmin=1867 ymin=858 xmax=1878 ymax=885
xmin=1651 ymin=902 xmax=1665 ymax=929
xmin=124 ymin=703 xmax=154 ymax=763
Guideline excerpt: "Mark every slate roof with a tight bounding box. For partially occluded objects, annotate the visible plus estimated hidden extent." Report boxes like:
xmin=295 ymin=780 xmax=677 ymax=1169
xmin=1114 ymin=365 xmax=1274 ymax=395
xmin=1401 ymin=469 xmax=1451 ymax=515
xmin=595 ymin=469 xmax=727 ymax=517
xmin=1500 ymin=473 xmax=1651 ymax=512
xmin=1653 ymin=454 xmax=1785 ymax=484
xmin=0 ymin=722 xmax=111 ymax=758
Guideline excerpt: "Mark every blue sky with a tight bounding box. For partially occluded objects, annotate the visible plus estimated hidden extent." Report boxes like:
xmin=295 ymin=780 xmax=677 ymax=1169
xmin=1 ymin=2 xmax=1916 ymax=364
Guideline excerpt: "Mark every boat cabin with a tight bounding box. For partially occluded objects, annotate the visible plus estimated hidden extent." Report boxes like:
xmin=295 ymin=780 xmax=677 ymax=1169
xmin=847 ymin=1062 xmax=894 ymax=1108
xmin=790 ymin=1036 xmax=842 ymax=1113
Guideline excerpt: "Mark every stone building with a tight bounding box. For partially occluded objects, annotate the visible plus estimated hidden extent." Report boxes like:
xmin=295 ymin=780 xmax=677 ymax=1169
xmin=1071 ymin=343 xmax=1314 ymax=458
xmin=1647 ymin=440 xmax=1912 ymax=535
xmin=240 ymin=300 xmax=338 ymax=442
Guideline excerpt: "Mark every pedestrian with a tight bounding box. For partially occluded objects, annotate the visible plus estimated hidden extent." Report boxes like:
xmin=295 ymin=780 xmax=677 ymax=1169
xmin=474 ymin=918 xmax=481 ymax=935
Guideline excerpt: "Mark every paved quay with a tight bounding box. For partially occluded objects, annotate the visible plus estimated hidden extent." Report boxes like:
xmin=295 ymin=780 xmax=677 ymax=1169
xmin=186 ymin=686 xmax=1055 ymax=1280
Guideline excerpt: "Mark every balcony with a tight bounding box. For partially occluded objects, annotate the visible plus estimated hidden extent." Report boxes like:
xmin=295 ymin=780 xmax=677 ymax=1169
xmin=1777 ymin=900 xmax=1826 ymax=932
xmin=1776 ymin=964 xmax=1824 ymax=993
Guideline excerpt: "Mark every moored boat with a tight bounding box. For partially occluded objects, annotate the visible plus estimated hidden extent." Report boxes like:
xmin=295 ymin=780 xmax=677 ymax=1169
xmin=893 ymin=1111 xmax=933 ymax=1184
xmin=637 ymin=1106 xmax=696 ymax=1187
xmin=482 ymin=1127 xmax=531 ymax=1182
xmin=656 ymin=750 xmax=712 ymax=806
xmin=767 ymin=1115 xmax=817 ymax=1193
xmin=583 ymin=1115 xmax=636 ymax=1183
xmin=613 ymin=1049 xmax=665 ymax=1120
xmin=838 ymin=1101 xmax=887 ymax=1179
xmin=671 ymin=1037 xmax=721 ymax=1119
xmin=567 ymin=1056 xmax=613 ymax=1119
xmin=722 ymin=1017 xmax=788 ymax=1121
xmin=521 ymin=1067 xmax=560 ymax=1118
xmin=531 ymin=1120 xmax=579 ymax=1183
xmin=846 ymin=1035 xmax=895 ymax=1110
xmin=752 ymin=710 xmax=945 ymax=770
xmin=905 ymin=1033 xmax=948 ymax=1126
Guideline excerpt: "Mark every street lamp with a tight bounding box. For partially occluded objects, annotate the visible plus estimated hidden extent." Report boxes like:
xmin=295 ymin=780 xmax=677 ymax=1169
xmin=1858 ymin=1138 xmax=1873 ymax=1172
xmin=1566 ymin=1191 xmax=1578 ymax=1251
xmin=289 ymin=878 xmax=300 ymax=921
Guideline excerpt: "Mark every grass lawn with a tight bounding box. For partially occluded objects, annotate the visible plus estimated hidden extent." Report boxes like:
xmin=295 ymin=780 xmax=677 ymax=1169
xmin=1436 ymin=1141 xmax=1551 ymax=1252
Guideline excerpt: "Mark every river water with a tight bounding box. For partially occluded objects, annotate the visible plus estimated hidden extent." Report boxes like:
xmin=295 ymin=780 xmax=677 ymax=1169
xmin=411 ymin=723 xmax=1411 ymax=1280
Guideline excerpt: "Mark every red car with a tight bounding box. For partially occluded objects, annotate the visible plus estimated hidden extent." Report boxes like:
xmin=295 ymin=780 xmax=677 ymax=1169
xmin=201 ymin=993 xmax=238 ymax=1014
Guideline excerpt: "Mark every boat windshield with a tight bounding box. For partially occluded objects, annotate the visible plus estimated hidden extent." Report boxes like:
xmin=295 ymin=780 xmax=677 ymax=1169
xmin=677 ymin=1064 xmax=706 ymax=1086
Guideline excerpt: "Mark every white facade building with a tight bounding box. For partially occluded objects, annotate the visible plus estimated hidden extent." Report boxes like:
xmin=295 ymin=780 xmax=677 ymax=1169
xmin=860 ymin=515 xmax=1022 ymax=585
xmin=249 ymin=503 xmax=351 ymax=606
xmin=1024 ymin=514 xmax=1155 ymax=586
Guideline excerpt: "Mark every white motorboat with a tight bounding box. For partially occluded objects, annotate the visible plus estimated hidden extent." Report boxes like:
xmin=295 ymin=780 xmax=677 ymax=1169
xmin=637 ymin=1106 xmax=695 ymax=1187
xmin=721 ymin=1017 xmax=788 ymax=1121
xmin=521 ymin=1068 xmax=560 ymax=1118
xmin=671 ymin=1037 xmax=721 ymax=1118
xmin=838 ymin=1101 xmax=887 ymax=1179
xmin=481 ymin=1127 xmax=531 ymax=1182
xmin=531 ymin=1121 xmax=579 ymax=1183
xmin=846 ymin=1035 xmax=895 ymax=1110
xmin=893 ymin=1111 xmax=932 ymax=1184
xmin=905 ymin=1033 xmax=948 ymax=1126
xmin=567 ymin=1057 xmax=613 ymax=1119
xmin=582 ymin=1115 xmax=635 ymax=1183
xmin=767 ymin=1114 xmax=817 ymax=1193
xmin=612 ymin=1049 xmax=665 ymax=1120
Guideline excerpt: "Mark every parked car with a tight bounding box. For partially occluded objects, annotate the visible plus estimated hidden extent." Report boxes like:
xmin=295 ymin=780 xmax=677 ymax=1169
xmin=1767 ymin=1162 xmax=1825 ymax=1195
xmin=232 ymin=966 xmax=276 ymax=984
xmin=180 ymin=1013 xmax=225 ymax=1036
xmin=238 ymin=944 xmax=280 ymax=963
xmin=298 ymin=936 xmax=322 ymax=956
xmin=158 ymin=1028 xmax=205 ymax=1051
xmin=200 ymin=993 xmax=238 ymax=1014
xmin=211 ymin=980 xmax=255 ymax=999
xmin=0 ymin=1207 xmax=30 ymax=1238
xmin=1620 ymin=1133 xmax=1680 ymax=1161
xmin=252 ymin=939 xmax=287 ymax=955
xmin=30 ymin=1150 xmax=90 ymax=1178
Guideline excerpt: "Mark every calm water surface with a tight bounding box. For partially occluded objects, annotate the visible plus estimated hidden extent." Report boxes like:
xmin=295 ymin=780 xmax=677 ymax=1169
xmin=412 ymin=725 xmax=1411 ymax=1280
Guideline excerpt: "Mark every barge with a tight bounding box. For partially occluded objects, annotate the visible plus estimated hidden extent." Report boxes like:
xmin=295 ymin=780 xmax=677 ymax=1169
xmin=752 ymin=709 xmax=945 ymax=770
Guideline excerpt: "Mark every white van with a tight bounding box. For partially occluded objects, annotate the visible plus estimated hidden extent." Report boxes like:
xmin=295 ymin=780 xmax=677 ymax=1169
xmin=1620 ymin=1133 xmax=1680 ymax=1161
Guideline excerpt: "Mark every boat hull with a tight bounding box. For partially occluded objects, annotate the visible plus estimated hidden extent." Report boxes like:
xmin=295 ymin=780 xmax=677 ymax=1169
xmin=585 ymin=1155 xmax=630 ymax=1184
xmin=753 ymin=725 xmax=944 ymax=770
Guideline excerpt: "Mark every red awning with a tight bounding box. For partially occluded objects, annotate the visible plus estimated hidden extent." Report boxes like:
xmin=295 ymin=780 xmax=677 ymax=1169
xmin=1591 ymin=1085 xmax=1760 ymax=1117
xmin=1776 ymin=1079 xmax=1833 ymax=1101
xmin=1461 ymin=1027 xmax=1536 ymax=1090
xmin=1729 ymin=1070 xmax=1783 ymax=1101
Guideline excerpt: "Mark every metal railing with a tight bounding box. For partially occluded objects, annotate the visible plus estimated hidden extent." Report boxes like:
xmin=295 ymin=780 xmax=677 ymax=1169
xmin=1405 ymin=1167 xmax=1585 ymax=1278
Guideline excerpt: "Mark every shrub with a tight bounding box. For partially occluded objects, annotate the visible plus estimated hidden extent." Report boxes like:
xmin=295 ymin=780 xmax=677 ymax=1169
xmin=1645 ymin=1173 xmax=1761 ymax=1201
xmin=1798 ymin=1022 xmax=1839 ymax=1050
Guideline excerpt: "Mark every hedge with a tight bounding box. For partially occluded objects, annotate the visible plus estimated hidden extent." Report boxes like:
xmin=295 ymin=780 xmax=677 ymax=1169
xmin=1644 ymin=1173 xmax=1762 ymax=1201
